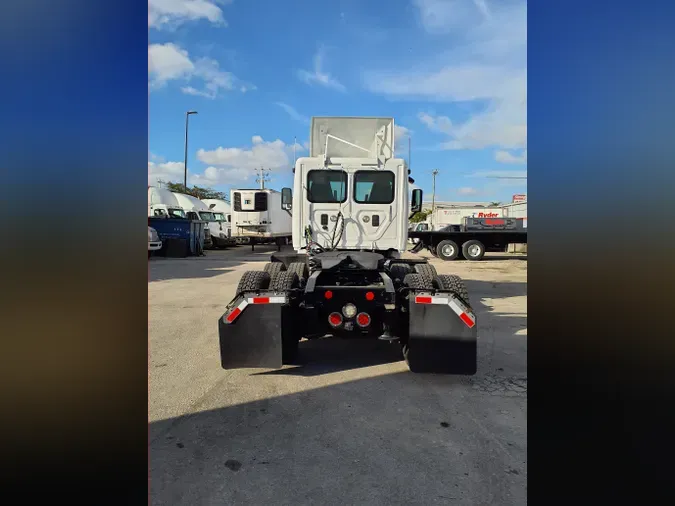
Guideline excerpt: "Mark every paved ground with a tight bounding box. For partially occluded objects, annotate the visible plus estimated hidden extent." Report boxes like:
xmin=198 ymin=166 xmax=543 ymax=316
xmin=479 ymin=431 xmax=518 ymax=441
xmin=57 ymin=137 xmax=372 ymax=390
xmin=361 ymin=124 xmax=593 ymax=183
xmin=149 ymin=246 xmax=527 ymax=505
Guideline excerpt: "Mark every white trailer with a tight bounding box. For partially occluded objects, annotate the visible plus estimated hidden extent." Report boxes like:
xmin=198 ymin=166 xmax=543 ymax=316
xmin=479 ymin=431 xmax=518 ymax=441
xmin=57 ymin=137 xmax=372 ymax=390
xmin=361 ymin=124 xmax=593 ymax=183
xmin=230 ymin=188 xmax=292 ymax=247
xmin=428 ymin=206 xmax=505 ymax=229
xmin=148 ymin=186 xmax=187 ymax=219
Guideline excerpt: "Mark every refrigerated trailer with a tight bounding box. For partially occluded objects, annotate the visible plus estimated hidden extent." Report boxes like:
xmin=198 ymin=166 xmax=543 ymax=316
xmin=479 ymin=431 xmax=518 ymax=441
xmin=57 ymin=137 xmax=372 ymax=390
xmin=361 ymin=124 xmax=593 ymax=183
xmin=230 ymin=188 xmax=292 ymax=249
xmin=217 ymin=117 xmax=479 ymax=374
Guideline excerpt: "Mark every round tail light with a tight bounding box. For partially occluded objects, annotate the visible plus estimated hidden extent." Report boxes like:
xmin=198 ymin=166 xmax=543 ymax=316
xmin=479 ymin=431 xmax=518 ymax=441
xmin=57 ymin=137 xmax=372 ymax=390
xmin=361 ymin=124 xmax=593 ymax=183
xmin=356 ymin=312 xmax=371 ymax=328
xmin=328 ymin=312 xmax=343 ymax=328
xmin=365 ymin=291 xmax=375 ymax=301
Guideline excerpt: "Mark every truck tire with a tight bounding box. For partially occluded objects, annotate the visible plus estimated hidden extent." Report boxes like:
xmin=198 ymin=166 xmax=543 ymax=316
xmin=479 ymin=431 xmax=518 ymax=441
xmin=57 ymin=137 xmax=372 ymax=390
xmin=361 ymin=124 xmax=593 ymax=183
xmin=270 ymin=270 xmax=300 ymax=292
xmin=286 ymin=262 xmax=309 ymax=281
xmin=389 ymin=263 xmax=412 ymax=284
xmin=462 ymin=239 xmax=486 ymax=261
xmin=235 ymin=271 xmax=271 ymax=295
xmin=436 ymin=240 xmax=459 ymax=261
xmin=433 ymin=274 xmax=471 ymax=307
xmin=263 ymin=262 xmax=285 ymax=278
xmin=403 ymin=273 xmax=433 ymax=290
xmin=413 ymin=263 xmax=437 ymax=281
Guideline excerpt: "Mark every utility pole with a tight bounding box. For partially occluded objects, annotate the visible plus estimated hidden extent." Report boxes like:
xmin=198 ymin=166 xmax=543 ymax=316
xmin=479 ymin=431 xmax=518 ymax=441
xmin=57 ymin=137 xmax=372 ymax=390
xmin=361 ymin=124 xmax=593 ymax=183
xmin=183 ymin=110 xmax=198 ymax=190
xmin=431 ymin=169 xmax=439 ymax=228
xmin=254 ymin=167 xmax=271 ymax=190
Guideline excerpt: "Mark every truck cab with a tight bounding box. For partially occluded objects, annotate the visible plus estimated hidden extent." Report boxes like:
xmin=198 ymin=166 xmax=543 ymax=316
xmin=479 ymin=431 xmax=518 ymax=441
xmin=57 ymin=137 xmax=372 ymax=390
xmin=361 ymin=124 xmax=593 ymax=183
xmin=148 ymin=187 xmax=187 ymax=219
xmin=285 ymin=117 xmax=413 ymax=257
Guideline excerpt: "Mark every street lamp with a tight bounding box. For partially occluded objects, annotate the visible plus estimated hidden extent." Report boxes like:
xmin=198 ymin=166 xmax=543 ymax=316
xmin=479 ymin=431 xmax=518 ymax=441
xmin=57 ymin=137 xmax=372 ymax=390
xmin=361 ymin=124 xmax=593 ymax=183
xmin=184 ymin=110 xmax=198 ymax=190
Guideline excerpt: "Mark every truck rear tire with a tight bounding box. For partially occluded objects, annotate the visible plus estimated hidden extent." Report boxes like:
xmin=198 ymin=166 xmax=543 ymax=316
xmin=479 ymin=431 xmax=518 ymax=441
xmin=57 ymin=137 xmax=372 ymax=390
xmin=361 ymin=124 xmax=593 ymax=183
xmin=389 ymin=263 xmax=412 ymax=284
xmin=462 ymin=240 xmax=486 ymax=261
xmin=263 ymin=262 xmax=285 ymax=278
xmin=436 ymin=240 xmax=459 ymax=261
xmin=403 ymin=273 xmax=433 ymax=290
xmin=413 ymin=263 xmax=437 ymax=281
xmin=433 ymin=274 xmax=471 ymax=307
xmin=269 ymin=270 xmax=299 ymax=292
xmin=286 ymin=262 xmax=309 ymax=282
xmin=235 ymin=271 xmax=271 ymax=294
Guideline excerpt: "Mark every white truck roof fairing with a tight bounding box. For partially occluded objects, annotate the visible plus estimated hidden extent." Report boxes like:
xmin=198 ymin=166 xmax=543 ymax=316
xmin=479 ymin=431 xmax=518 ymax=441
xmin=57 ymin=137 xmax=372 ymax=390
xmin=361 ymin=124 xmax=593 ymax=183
xmin=173 ymin=192 xmax=209 ymax=212
xmin=148 ymin=186 xmax=181 ymax=207
xmin=310 ymin=117 xmax=395 ymax=166
xmin=202 ymin=198 xmax=231 ymax=213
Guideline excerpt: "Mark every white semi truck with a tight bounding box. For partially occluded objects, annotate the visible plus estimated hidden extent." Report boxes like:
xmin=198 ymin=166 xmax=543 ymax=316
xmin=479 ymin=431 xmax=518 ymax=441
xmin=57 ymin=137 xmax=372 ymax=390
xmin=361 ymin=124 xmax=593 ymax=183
xmin=217 ymin=117 xmax=478 ymax=374
xmin=172 ymin=192 xmax=231 ymax=249
xmin=201 ymin=198 xmax=235 ymax=247
xmin=230 ymin=188 xmax=292 ymax=248
xmin=148 ymin=186 xmax=187 ymax=219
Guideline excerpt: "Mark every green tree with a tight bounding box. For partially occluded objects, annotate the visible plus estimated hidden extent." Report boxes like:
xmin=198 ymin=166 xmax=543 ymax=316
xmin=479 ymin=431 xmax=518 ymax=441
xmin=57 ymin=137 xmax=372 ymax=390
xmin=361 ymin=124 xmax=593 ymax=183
xmin=409 ymin=209 xmax=432 ymax=223
xmin=159 ymin=180 xmax=229 ymax=201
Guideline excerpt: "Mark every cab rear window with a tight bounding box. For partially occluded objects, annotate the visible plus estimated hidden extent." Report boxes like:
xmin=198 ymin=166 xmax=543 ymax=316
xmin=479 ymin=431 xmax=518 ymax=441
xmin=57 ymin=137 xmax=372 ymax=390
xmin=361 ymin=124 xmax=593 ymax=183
xmin=354 ymin=171 xmax=395 ymax=204
xmin=307 ymin=170 xmax=347 ymax=203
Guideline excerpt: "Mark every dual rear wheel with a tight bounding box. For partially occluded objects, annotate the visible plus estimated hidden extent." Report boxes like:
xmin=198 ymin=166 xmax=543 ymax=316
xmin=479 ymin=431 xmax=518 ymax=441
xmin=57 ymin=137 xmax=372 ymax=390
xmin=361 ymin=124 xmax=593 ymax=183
xmin=434 ymin=239 xmax=485 ymax=261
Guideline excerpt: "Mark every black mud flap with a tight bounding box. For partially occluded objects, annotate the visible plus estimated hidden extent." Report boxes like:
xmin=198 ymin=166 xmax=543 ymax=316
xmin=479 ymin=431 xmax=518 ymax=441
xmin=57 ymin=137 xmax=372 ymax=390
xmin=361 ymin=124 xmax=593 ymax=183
xmin=218 ymin=293 xmax=295 ymax=369
xmin=407 ymin=292 xmax=478 ymax=375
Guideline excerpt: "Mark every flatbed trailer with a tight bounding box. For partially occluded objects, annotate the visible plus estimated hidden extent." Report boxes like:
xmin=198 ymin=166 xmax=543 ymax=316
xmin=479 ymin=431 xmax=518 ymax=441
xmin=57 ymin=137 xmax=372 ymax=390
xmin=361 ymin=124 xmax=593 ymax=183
xmin=408 ymin=217 xmax=527 ymax=261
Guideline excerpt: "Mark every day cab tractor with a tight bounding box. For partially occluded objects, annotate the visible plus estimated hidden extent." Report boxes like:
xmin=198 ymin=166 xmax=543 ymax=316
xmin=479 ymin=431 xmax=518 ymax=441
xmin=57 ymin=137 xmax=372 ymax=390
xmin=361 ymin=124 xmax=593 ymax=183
xmin=218 ymin=117 xmax=478 ymax=374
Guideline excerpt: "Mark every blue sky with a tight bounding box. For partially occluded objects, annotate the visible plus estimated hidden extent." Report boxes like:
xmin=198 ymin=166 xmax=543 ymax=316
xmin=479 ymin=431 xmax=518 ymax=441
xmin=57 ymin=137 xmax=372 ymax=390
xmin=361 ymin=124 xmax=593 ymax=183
xmin=148 ymin=0 xmax=527 ymax=203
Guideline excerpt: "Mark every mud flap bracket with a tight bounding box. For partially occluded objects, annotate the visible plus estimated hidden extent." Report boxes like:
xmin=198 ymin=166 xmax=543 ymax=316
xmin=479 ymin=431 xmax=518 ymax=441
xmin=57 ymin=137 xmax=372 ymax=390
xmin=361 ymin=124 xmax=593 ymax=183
xmin=406 ymin=291 xmax=478 ymax=374
xmin=218 ymin=292 xmax=296 ymax=369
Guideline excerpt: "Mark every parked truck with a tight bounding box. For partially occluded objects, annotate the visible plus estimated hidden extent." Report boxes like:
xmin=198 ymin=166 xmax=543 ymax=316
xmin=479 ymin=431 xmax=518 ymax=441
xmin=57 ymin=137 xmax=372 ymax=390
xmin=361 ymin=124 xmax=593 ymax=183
xmin=173 ymin=192 xmax=233 ymax=249
xmin=217 ymin=117 xmax=478 ymax=374
xmin=230 ymin=188 xmax=292 ymax=248
xmin=148 ymin=186 xmax=187 ymax=219
xmin=409 ymin=216 xmax=527 ymax=261
xmin=201 ymin=198 xmax=236 ymax=248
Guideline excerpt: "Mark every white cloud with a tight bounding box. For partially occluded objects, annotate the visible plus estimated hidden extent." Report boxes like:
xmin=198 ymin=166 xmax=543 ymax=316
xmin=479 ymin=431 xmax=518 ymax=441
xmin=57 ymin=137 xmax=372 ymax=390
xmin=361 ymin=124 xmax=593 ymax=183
xmin=148 ymin=43 xmax=251 ymax=99
xmin=194 ymin=136 xmax=303 ymax=185
xmin=495 ymin=149 xmax=527 ymax=164
xmin=148 ymin=160 xmax=185 ymax=186
xmin=365 ymin=0 xmax=526 ymax=151
xmin=149 ymin=0 xmax=230 ymax=30
xmin=394 ymin=124 xmax=412 ymax=156
xmin=276 ymin=102 xmax=310 ymax=124
xmin=297 ymin=48 xmax=346 ymax=92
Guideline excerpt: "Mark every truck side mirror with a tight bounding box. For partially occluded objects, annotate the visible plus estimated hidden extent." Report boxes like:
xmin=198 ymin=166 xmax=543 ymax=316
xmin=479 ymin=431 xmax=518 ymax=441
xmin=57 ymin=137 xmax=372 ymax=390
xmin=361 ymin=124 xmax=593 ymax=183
xmin=281 ymin=187 xmax=292 ymax=210
xmin=411 ymin=188 xmax=423 ymax=213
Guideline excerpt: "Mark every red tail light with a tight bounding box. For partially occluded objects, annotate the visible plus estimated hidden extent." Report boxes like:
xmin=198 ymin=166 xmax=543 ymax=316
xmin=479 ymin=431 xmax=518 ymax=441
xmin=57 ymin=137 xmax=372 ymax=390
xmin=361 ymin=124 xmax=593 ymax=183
xmin=324 ymin=290 xmax=333 ymax=300
xmin=356 ymin=312 xmax=371 ymax=328
xmin=365 ymin=291 xmax=375 ymax=301
xmin=328 ymin=312 xmax=343 ymax=327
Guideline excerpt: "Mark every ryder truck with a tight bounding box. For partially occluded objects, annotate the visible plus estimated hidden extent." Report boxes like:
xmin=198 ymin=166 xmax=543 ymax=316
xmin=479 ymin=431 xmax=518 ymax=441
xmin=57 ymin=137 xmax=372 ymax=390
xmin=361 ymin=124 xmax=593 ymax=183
xmin=217 ymin=117 xmax=478 ymax=374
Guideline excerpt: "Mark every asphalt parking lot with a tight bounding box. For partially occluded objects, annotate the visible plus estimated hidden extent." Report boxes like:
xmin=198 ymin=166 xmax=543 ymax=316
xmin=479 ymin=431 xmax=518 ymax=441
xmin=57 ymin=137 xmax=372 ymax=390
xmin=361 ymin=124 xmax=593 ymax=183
xmin=149 ymin=246 xmax=527 ymax=505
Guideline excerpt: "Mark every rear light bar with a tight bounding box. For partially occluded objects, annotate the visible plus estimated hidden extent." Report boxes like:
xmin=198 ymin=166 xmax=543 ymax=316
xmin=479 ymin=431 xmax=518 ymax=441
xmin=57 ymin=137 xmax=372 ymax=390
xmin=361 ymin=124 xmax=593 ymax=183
xmin=222 ymin=294 xmax=287 ymax=324
xmin=413 ymin=294 xmax=476 ymax=329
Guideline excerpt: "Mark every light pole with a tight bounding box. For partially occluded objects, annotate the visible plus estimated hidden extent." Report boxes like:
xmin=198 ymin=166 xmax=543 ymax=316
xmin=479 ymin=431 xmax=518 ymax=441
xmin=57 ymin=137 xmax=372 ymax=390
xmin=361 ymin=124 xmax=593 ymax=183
xmin=184 ymin=110 xmax=198 ymax=190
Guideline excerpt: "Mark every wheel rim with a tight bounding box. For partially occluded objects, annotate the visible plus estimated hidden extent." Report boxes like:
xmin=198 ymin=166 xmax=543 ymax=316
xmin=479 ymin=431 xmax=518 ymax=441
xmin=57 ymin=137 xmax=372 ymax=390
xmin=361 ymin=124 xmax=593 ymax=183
xmin=441 ymin=244 xmax=455 ymax=257
xmin=468 ymin=244 xmax=482 ymax=257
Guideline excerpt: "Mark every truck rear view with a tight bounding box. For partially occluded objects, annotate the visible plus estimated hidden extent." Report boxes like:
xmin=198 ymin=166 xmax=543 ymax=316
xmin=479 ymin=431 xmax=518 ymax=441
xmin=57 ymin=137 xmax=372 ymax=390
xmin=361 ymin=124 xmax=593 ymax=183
xmin=217 ymin=117 xmax=478 ymax=374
